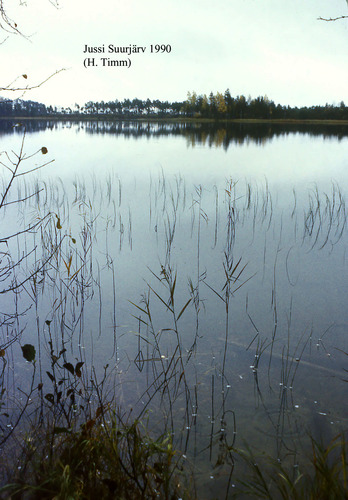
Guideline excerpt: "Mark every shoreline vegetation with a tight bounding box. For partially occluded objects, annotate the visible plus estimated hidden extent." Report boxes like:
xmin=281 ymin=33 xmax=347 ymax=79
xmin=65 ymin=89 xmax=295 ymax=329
xmin=1 ymin=89 xmax=348 ymax=123
xmin=1 ymin=115 xmax=348 ymax=126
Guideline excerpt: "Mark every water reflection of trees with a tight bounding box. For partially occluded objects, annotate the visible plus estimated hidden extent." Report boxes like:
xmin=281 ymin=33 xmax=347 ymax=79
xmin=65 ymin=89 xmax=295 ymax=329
xmin=0 ymin=119 xmax=347 ymax=148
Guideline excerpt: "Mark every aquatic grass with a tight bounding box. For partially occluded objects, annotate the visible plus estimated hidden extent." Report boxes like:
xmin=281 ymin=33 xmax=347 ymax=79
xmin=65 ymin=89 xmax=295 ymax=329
xmin=247 ymin=299 xmax=317 ymax=457
xmin=235 ymin=432 xmax=348 ymax=499
xmin=188 ymin=183 xmax=209 ymax=351
xmin=302 ymin=182 xmax=347 ymax=250
xmin=0 ymin=131 xmax=63 ymax=429
xmin=1 ymin=151 xmax=347 ymax=500
xmin=1 ymin=410 xmax=187 ymax=500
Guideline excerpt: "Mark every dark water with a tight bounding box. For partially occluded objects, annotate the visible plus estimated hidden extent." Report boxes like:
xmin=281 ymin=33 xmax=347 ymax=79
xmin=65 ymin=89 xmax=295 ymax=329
xmin=1 ymin=119 xmax=347 ymax=495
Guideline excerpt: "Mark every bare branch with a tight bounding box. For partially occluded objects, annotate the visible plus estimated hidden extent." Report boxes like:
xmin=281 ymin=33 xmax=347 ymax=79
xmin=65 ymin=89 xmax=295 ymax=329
xmin=48 ymin=0 xmax=60 ymax=9
xmin=1 ymin=188 xmax=44 ymax=206
xmin=16 ymin=159 xmax=55 ymax=177
xmin=318 ymin=15 xmax=348 ymax=21
xmin=0 ymin=243 xmax=61 ymax=294
xmin=0 ymin=68 xmax=67 ymax=93
xmin=0 ymin=217 xmax=49 ymax=242
xmin=0 ymin=0 xmax=22 ymax=36
xmin=0 ymin=0 xmax=60 ymax=37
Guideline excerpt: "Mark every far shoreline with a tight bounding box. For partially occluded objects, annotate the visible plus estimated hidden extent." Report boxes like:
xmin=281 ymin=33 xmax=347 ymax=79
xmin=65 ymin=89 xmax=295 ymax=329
xmin=1 ymin=116 xmax=348 ymax=126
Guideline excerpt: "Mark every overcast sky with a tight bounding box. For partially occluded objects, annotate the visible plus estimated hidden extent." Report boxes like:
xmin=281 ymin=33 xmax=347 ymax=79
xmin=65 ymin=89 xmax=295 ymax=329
xmin=2 ymin=0 xmax=348 ymax=108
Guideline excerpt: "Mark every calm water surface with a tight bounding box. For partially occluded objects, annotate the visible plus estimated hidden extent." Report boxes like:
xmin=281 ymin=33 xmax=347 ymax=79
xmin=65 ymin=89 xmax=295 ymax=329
xmin=1 ymin=120 xmax=347 ymax=495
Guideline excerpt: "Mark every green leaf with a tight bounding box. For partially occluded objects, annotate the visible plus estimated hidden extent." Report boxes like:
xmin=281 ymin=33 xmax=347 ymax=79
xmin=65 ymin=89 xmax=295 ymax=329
xmin=53 ymin=427 xmax=71 ymax=435
xmin=45 ymin=393 xmax=54 ymax=404
xmin=46 ymin=371 xmax=55 ymax=382
xmin=21 ymin=344 xmax=36 ymax=362
xmin=75 ymin=361 xmax=84 ymax=377
xmin=128 ymin=300 xmax=148 ymax=316
xmin=63 ymin=362 xmax=75 ymax=375
xmin=177 ymin=298 xmax=192 ymax=321
xmin=148 ymin=285 xmax=174 ymax=314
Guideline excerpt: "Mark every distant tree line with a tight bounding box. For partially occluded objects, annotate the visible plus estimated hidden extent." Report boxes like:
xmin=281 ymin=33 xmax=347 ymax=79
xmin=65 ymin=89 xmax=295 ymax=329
xmin=184 ymin=90 xmax=348 ymax=120
xmin=0 ymin=98 xmax=50 ymax=117
xmin=1 ymin=91 xmax=348 ymax=120
xmin=0 ymin=97 xmax=184 ymax=118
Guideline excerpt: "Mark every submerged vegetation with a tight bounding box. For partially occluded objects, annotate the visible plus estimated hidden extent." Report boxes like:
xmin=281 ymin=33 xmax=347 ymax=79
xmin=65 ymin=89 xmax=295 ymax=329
xmin=2 ymin=409 xmax=185 ymax=499
xmin=0 ymin=123 xmax=347 ymax=498
xmin=236 ymin=433 xmax=348 ymax=499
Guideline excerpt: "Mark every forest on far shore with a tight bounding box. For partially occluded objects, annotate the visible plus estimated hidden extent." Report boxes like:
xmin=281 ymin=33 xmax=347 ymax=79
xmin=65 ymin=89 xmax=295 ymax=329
xmin=0 ymin=89 xmax=348 ymax=121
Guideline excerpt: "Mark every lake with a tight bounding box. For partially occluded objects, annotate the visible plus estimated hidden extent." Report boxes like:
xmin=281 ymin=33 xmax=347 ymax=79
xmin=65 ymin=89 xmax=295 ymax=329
xmin=1 ymin=119 xmax=347 ymax=496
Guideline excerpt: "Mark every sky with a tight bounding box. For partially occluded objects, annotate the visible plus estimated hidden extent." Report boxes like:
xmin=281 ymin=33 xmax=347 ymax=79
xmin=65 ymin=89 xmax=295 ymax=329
xmin=1 ymin=0 xmax=348 ymax=108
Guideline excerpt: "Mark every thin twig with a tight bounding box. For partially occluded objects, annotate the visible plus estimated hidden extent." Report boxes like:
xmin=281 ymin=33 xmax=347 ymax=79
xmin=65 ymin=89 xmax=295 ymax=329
xmin=318 ymin=15 xmax=348 ymax=21
xmin=0 ymin=68 xmax=67 ymax=92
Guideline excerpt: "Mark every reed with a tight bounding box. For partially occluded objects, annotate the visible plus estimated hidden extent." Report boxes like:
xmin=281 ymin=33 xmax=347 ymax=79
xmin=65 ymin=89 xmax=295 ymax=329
xmin=1 ymin=409 xmax=187 ymax=500
xmin=235 ymin=432 xmax=348 ymax=499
